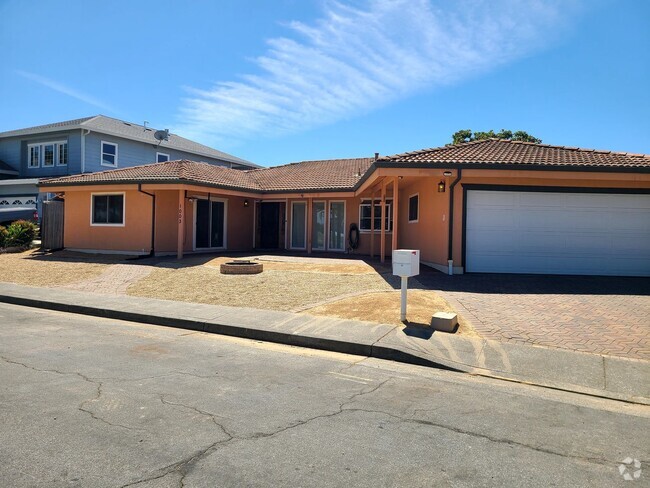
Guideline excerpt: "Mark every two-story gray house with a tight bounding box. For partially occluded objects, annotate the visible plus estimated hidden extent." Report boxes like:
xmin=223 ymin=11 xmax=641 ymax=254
xmin=0 ymin=115 xmax=258 ymax=223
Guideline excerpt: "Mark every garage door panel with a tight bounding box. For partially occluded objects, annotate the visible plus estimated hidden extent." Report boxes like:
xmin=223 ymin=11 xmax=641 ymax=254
xmin=610 ymin=210 xmax=650 ymax=231
xmin=467 ymin=208 xmax=516 ymax=229
xmin=468 ymin=230 xmax=518 ymax=252
xmin=466 ymin=190 xmax=650 ymax=276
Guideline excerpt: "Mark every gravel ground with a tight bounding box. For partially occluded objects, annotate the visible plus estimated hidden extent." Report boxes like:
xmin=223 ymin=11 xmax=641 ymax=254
xmin=0 ymin=250 xmax=109 ymax=287
xmin=127 ymin=265 xmax=396 ymax=311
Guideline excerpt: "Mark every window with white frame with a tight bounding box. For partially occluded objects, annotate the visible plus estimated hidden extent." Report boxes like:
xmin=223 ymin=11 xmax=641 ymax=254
xmin=359 ymin=199 xmax=392 ymax=231
xmin=101 ymin=141 xmax=118 ymax=167
xmin=43 ymin=144 xmax=55 ymax=167
xmin=58 ymin=142 xmax=68 ymax=165
xmin=91 ymin=194 xmax=124 ymax=225
xmin=27 ymin=141 xmax=67 ymax=168
xmin=156 ymin=152 xmax=170 ymax=163
xmin=408 ymin=194 xmax=419 ymax=223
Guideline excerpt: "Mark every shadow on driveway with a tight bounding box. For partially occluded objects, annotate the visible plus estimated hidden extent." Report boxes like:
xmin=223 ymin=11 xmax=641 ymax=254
xmin=416 ymin=266 xmax=650 ymax=296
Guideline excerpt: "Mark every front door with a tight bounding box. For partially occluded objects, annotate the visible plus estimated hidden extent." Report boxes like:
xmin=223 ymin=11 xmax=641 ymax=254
xmin=260 ymin=202 xmax=281 ymax=249
xmin=195 ymin=198 xmax=226 ymax=249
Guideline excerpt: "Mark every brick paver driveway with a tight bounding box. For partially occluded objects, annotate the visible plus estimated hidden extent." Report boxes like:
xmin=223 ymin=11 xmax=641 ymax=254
xmin=417 ymin=269 xmax=650 ymax=360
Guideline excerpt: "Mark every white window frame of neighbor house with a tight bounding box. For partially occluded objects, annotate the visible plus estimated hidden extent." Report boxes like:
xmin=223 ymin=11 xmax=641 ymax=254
xmin=358 ymin=198 xmax=392 ymax=232
xmin=90 ymin=192 xmax=125 ymax=227
xmin=27 ymin=141 xmax=68 ymax=168
xmin=408 ymin=193 xmax=419 ymax=223
xmin=156 ymin=152 xmax=170 ymax=163
xmin=101 ymin=141 xmax=118 ymax=167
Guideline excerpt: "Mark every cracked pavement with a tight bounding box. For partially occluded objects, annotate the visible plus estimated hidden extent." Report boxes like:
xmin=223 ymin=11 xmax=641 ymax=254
xmin=1 ymin=303 xmax=648 ymax=487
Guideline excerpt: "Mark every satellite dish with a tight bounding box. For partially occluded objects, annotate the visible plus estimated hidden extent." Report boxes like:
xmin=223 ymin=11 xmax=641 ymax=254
xmin=154 ymin=129 xmax=170 ymax=142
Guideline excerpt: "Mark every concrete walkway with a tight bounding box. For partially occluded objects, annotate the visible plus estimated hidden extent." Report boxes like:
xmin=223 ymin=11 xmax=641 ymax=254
xmin=0 ymin=282 xmax=648 ymax=405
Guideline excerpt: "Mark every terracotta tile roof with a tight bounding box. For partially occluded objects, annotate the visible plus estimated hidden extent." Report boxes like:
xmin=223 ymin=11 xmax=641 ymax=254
xmin=249 ymin=158 xmax=373 ymax=191
xmin=40 ymin=160 xmax=260 ymax=191
xmin=40 ymin=157 xmax=374 ymax=192
xmin=385 ymin=139 xmax=650 ymax=169
xmin=39 ymin=140 xmax=649 ymax=193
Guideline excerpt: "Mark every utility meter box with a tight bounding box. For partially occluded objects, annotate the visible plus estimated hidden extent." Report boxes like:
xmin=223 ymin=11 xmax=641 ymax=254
xmin=392 ymin=249 xmax=420 ymax=277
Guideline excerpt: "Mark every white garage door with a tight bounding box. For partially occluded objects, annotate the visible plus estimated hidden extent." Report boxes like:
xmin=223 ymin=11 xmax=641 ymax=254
xmin=465 ymin=190 xmax=650 ymax=276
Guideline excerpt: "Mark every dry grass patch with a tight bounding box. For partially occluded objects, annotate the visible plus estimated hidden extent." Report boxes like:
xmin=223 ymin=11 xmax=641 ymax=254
xmin=0 ymin=250 xmax=109 ymax=286
xmin=304 ymin=290 xmax=477 ymax=336
xmin=127 ymin=266 xmax=394 ymax=311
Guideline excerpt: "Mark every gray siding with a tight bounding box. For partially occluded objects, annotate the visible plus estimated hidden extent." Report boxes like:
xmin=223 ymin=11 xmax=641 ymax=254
xmin=83 ymin=133 xmax=232 ymax=172
xmin=0 ymin=139 xmax=22 ymax=172
xmin=1 ymin=128 xmax=234 ymax=179
xmin=0 ymin=131 xmax=82 ymax=178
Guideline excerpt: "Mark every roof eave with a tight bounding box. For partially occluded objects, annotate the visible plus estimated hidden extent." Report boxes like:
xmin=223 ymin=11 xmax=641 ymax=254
xmin=374 ymin=160 xmax=650 ymax=174
xmin=38 ymin=178 xmax=265 ymax=194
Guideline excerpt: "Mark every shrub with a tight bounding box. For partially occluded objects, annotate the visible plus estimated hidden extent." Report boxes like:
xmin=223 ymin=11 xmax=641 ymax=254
xmin=4 ymin=220 xmax=37 ymax=248
xmin=0 ymin=225 xmax=7 ymax=248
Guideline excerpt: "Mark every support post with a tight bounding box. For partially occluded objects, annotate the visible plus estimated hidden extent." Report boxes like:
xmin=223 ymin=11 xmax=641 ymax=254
xmin=400 ymin=276 xmax=408 ymax=322
xmin=380 ymin=181 xmax=387 ymax=263
xmin=370 ymin=189 xmax=375 ymax=258
xmin=392 ymin=177 xmax=399 ymax=253
xmin=177 ymin=190 xmax=185 ymax=260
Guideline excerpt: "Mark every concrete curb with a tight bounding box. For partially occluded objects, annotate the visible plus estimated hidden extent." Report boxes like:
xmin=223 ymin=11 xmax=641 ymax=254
xmin=0 ymin=293 xmax=456 ymax=372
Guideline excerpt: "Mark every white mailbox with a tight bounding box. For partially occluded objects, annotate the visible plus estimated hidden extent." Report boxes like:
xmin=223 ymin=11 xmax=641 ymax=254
xmin=392 ymin=249 xmax=420 ymax=277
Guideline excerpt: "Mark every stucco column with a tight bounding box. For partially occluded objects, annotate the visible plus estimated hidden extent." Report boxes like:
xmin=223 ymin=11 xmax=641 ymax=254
xmin=370 ymin=188 xmax=376 ymax=258
xmin=177 ymin=190 xmax=185 ymax=260
xmin=380 ymin=180 xmax=387 ymax=263
xmin=392 ymin=177 xmax=399 ymax=253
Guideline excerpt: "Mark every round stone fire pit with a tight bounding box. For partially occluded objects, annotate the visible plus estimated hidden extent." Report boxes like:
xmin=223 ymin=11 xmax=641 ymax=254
xmin=220 ymin=260 xmax=263 ymax=275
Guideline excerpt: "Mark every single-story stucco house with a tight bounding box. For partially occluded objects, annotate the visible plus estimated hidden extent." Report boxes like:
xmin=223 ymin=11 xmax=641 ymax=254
xmin=40 ymin=139 xmax=650 ymax=277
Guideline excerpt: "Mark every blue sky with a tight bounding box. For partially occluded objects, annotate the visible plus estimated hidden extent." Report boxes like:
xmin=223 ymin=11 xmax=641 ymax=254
xmin=1 ymin=0 xmax=649 ymax=166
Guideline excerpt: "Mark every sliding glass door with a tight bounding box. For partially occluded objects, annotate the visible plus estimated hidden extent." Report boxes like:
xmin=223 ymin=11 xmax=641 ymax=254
xmin=311 ymin=201 xmax=326 ymax=251
xmin=195 ymin=198 xmax=226 ymax=249
xmin=291 ymin=202 xmax=307 ymax=249
xmin=328 ymin=201 xmax=345 ymax=251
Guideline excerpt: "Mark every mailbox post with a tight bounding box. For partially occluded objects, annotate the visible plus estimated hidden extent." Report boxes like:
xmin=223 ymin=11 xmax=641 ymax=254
xmin=392 ymin=249 xmax=420 ymax=321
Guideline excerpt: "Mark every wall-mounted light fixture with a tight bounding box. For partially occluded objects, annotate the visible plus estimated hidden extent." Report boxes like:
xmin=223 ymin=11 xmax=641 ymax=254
xmin=243 ymin=199 xmax=249 ymax=207
xmin=443 ymin=170 xmax=453 ymax=177
xmin=187 ymin=197 xmax=195 ymax=203
xmin=437 ymin=180 xmax=446 ymax=193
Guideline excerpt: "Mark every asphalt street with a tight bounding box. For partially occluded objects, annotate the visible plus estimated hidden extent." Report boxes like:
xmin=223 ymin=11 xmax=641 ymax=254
xmin=0 ymin=303 xmax=648 ymax=487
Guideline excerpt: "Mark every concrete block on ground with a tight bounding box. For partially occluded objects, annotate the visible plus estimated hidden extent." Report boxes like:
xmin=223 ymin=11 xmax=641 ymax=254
xmin=431 ymin=312 xmax=458 ymax=332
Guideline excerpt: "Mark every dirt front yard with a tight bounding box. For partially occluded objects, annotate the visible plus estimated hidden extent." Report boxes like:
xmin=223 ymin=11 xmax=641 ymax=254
xmin=0 ymin=252 xmax=474 ymax=335
xmin=0 ymin=250 xmax=109 ymax=286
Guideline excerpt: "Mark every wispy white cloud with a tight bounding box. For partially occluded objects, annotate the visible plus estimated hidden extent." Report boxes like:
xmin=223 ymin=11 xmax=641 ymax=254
xmin=16 ymin=70 xmax=114 ymax=112
xmin=177 ymin=0 xmax=577 ymax=144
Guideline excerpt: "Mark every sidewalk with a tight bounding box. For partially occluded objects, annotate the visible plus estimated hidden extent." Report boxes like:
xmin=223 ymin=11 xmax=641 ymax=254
xmin=0 ymin=282 xmax=648 ymax=405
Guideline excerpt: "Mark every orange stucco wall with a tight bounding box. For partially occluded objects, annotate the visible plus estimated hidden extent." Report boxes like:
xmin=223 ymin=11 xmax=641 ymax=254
xmin=63 ymin=189 xmax=153 ymax=253
xmin=154 ymin=190 xmax=180 ymax=253
xmin=183 ymin=191 xmax=254 ymax=252
xmin=396 ymin=178 xmax=449 ymax=265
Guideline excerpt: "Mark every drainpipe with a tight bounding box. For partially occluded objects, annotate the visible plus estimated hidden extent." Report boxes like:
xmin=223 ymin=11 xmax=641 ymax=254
xmin=447 ymin=168 xmax=462 ymax=275
xmin=81 ymin=129 xmax=90 ymax=173
xmin=138 ymin=184 xmax=156 ymax=257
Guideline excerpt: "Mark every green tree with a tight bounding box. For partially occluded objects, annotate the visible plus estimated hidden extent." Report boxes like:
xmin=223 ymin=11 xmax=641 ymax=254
xmin=451 ymin=129 xmax=541 ymax=145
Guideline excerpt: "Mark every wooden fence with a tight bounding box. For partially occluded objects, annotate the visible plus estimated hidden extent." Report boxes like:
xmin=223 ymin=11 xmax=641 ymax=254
xmin=41 ymin=200 xmax=64 ymax=250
